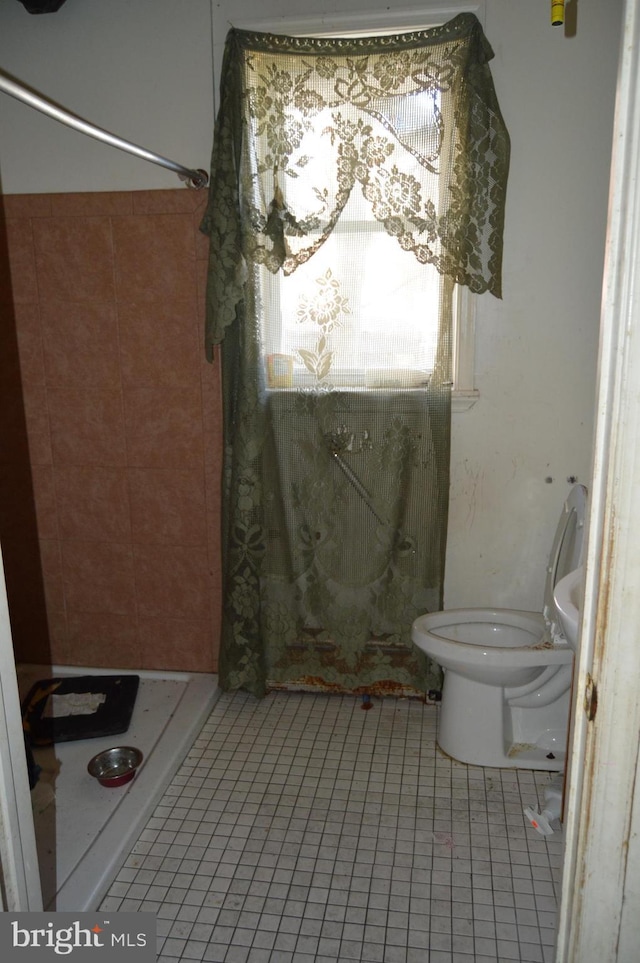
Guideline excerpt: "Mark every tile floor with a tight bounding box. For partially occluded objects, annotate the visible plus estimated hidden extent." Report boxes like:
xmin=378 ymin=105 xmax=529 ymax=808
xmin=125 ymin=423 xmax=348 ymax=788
xmin=99 ymin=691 xmax=563 ymax=962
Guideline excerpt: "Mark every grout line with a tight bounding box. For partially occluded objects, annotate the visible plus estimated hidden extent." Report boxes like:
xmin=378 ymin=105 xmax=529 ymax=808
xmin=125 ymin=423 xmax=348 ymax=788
xmin=103 ymin=690 xmax=562 ymax=962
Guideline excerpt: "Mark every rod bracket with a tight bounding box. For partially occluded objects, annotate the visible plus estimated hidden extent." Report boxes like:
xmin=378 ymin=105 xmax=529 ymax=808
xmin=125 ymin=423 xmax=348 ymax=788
xmin=184 ymin=169 xmax=209 ymax=191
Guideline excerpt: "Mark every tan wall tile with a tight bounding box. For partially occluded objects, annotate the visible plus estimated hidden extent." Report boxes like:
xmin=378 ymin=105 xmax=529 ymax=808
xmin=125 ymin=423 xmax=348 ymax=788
xmin=3 ymin=190 xmax=223 ymax=673
xmin=33 ymin=217 xmax=116 ymax=302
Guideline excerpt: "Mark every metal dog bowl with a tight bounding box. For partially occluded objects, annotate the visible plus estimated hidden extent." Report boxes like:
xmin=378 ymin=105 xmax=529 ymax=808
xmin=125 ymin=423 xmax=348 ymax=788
xmin=87 ymin=746 xmax=143 ymax=788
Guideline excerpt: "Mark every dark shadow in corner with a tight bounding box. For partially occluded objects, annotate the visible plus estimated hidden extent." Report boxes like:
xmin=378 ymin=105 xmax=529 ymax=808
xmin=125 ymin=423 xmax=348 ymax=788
xmin=0 ymin=176 xmax=55 ymax=907
xmin=0 ymin=187 xmax=53 ymax=667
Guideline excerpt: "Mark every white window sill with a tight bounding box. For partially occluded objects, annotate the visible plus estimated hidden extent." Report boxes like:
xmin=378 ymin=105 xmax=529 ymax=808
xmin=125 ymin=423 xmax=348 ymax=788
xmin=452 ymin=389 xmax=480 ymax=412
xmin=264 ymin=385 xmax=479 ymax=411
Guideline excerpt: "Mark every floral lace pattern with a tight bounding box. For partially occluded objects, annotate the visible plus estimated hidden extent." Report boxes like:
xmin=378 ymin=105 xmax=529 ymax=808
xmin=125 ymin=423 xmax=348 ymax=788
xmin=244 ymin=30 xmax=506 ymax=289
xmin=201 ymin=15 xmax=509 ymax=696
xmin=202 ymin=13 xmax=510 ymax=356
xmin=295 ymin=269 xmax=349 ymax=382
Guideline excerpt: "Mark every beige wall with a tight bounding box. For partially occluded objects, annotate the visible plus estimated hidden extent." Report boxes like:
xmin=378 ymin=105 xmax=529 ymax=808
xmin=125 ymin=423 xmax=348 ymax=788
xmin=0 ymin=0 xmax=624 ymax=670
xmin=0 ymin=0 xmax=214 ymax=194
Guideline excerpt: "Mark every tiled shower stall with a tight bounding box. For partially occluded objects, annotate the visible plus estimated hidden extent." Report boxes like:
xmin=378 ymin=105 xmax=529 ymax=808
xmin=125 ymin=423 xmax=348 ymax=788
xmin=0 ymin=188 xmax=222 ymax=672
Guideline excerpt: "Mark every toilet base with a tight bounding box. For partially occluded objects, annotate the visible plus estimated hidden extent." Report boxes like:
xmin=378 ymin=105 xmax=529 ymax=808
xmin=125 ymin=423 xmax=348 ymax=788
xmin=437 ymin=671 xmax=566 ymax=771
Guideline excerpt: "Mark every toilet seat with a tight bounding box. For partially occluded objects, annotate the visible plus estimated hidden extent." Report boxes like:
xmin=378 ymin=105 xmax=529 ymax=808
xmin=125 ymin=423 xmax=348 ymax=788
xmin=415 ymin=606 xmax=572 ymax=687
xmin=413 ymin=483 xmax=588 ymax=658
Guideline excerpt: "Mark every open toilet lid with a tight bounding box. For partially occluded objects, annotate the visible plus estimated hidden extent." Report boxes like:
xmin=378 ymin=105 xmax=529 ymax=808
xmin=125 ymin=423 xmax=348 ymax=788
xmin=543 ymin=483 xmax=588 ymax=624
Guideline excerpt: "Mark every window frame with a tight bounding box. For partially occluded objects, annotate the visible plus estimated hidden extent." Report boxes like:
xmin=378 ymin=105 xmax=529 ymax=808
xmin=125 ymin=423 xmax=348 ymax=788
xmin=233 ymin=1 xmax=484 ymax=410
xmin=258 ymin=190 xmax=451 ymax=393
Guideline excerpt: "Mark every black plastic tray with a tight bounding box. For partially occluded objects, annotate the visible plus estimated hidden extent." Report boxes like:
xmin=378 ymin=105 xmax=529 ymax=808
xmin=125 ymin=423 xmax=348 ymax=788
xmin=22 ymin=675 xmax=140 ymax=745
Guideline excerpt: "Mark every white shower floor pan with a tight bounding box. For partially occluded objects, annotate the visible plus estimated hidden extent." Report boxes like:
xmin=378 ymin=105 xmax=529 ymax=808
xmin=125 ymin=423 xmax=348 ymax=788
xmin=17 ymin=664 xmax=220 ymax=912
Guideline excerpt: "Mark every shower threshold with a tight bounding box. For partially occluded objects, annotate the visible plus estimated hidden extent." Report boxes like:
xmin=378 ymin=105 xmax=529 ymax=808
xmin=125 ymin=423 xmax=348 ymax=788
xmin=16 ymin=664 xmax=220 ymax=912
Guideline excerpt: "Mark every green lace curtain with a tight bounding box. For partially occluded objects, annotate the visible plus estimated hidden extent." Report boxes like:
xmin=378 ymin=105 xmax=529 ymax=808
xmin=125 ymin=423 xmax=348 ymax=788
xmin=201 ymin=13 xmax=509 ymax=697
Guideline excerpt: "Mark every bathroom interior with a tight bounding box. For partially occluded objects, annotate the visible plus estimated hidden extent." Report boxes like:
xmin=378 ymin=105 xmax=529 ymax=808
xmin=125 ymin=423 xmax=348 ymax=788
xmin=0 ymin=0 xmax=627 ymax=959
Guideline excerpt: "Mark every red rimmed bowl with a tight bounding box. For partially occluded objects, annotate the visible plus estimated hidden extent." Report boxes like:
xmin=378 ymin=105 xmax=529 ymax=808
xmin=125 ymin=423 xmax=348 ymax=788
xmin=87 ymin=746 xmax=143 ymax=788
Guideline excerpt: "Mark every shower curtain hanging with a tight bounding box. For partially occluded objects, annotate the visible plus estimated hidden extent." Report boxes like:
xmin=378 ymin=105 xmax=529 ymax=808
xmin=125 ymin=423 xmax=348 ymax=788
xmin=201 ymin=13 xmax=511 ymax=698
xmin=0 ymin=70 xmax=208 ymax=189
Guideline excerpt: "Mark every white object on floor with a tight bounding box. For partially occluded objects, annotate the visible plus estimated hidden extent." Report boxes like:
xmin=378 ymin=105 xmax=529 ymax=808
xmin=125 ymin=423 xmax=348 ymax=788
xmin=525 ymin=773 xmax=564 ymax=835
xmin=43 ymin=691 xmax=106 ymax=717
xmin=17 ymin=664 xmax=219 ymax=912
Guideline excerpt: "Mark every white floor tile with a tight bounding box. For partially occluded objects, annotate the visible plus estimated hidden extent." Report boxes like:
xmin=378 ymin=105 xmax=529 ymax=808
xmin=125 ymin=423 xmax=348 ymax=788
xmin=101 ymin=691 xmax=562 ymax=961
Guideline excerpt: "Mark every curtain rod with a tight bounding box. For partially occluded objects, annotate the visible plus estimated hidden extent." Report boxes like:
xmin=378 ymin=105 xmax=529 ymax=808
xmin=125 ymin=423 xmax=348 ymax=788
xmin=0 ymin=71 xmax=209 ymax=190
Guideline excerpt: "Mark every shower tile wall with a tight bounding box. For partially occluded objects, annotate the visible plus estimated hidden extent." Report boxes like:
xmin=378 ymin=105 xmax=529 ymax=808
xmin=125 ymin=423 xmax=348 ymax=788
xmin=0 ymin=190 xmax=222 ymax=672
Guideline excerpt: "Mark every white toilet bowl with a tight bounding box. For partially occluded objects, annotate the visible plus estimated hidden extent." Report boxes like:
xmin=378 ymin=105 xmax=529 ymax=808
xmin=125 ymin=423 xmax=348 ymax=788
xmin=412 ymin=484 xmax=587 ymax=770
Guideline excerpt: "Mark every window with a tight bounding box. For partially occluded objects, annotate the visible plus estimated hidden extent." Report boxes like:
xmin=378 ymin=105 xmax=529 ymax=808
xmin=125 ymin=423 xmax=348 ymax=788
xmin=245 ymin=6 xmax=481 ymax=408
xmin=260 ymin=248 xmax=476 ymax=404
xmin=259 ymin=171 xmax=445 ymax=391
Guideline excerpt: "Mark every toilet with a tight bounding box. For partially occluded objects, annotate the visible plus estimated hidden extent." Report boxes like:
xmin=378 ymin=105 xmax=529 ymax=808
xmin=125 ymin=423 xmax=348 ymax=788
xmin=412 ymin=484 xmax=587 ymax=771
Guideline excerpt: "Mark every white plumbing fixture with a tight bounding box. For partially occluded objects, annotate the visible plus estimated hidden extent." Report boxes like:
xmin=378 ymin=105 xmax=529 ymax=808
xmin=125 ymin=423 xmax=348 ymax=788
xmin=412 ymin=484 xmax=587 ymax=770
xmin=524 ymin=773 xmax=564 ymax=835
xmin=553 ymin=565 xmax=583 ymax=649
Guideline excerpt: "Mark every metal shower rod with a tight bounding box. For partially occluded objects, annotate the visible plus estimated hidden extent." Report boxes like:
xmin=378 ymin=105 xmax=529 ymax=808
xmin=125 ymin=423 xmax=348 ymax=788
xmin=0 ymin=71 xmax=209 ymax=190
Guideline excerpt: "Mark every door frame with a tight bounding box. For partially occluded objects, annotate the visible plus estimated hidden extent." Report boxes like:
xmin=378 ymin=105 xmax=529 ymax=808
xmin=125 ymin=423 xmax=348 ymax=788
xmin=0 ymin=545 xmax=42 ymax=911
xmin=555 ymin=0 xmax=640 ymax=958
